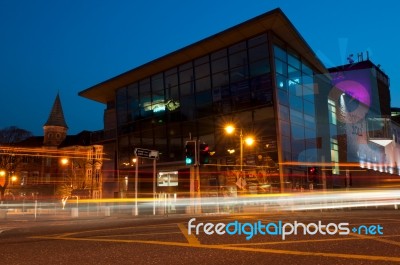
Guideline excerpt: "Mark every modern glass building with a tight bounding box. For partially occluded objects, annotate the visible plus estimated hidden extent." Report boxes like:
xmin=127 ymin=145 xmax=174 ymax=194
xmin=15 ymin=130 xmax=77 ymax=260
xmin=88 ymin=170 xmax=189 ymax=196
xmin=79 ymin=8 xmax=399 ymax=199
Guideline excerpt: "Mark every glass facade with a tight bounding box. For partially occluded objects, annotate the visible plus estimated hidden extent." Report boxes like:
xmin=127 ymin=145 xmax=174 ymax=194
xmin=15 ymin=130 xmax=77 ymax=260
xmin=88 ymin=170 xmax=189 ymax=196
xmin=115 ymin=33 xmax=275 ymax=168
xmin=112 ymin=30 xmax=324 ymax=195
xmin=273 ymin=45 xmax=317 ymax=164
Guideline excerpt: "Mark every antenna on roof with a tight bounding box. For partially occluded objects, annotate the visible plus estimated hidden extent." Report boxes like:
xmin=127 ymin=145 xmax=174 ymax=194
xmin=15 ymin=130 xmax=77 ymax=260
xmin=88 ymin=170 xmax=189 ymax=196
xmin=347 ymin=54 xmax=354 ymax=64
xmin=358 ymin=52 xmax=364 ymax=62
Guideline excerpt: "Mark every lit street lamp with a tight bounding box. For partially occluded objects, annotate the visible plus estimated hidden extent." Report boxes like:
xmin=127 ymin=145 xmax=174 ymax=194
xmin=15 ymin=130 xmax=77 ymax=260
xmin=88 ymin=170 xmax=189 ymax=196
xmin=224 ymin=124 xmax=254 ymax=171
xmin=60 ymin=158 xmax=69 ymax=166
xmin=0 ymin=170 xmax=5 ymax=185
xmin=60 ymin=157 xmax=71 ymax=187
xmin=11 ymin=175 xmax=17 ymax=185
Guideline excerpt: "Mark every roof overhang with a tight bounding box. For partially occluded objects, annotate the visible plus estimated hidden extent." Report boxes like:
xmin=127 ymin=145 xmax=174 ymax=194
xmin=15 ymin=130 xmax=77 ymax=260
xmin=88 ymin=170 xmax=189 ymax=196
xmin=79 ymin=8 xmax=327 ymax=104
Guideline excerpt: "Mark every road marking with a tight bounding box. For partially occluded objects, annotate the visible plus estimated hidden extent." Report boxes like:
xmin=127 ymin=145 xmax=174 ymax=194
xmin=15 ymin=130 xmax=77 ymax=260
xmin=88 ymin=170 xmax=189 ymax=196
xmin=54 ymin=232 xmax=83 ymax=238
xmin=30 ymin=234 xmax=400 ymax=263
xmin=0 ymin=226 xmax=16 ymax=232
xmin=223 ymin=234 xmax=400 ymax=246
xmin=350 ymin=232 xmax=400 ymax=247
xmin=38 ymin=222 xmax=180 ymax=238
xmin=92 ymin=231 xmax=182 ymax=238
xmin=223 ymin=236 xmax=360 ymax=246
xmin=177 ymin=223 xmax=200 ymax=245
xmin=27 ymin=215 xmax=400 ymax=263
xmin=374 ymin=218 xmax=400 ymax=223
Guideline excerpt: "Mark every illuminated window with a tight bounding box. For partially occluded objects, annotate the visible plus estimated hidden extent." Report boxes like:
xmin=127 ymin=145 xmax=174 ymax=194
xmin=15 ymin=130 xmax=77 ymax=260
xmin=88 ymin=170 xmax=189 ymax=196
xmin=330 ymin=138 xmax=339 ymax=174
xmin=328 ymin=99 xmax=337 ymax=125
xmin=87 ymin=168 xmax=92 ymax=181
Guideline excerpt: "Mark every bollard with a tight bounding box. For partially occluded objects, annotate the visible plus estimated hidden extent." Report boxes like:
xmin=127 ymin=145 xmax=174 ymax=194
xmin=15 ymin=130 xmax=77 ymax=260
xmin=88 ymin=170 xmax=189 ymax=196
xmin=71 ymin=207 xmax=79 ymax=218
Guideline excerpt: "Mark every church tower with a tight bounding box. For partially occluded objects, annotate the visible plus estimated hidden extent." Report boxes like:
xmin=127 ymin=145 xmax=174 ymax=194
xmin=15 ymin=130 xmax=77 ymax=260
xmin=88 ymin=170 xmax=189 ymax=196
xmin=43 ymin=93 xmax=68 ymax=147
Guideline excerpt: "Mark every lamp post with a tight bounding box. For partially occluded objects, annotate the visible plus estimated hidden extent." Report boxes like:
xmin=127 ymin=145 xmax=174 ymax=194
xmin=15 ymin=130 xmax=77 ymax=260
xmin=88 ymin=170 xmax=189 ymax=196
xmin=91 ymin=146 xmax=96 ymax=199
xmin=239 ymin=129 xmax=243 ymax=172
xmin=225 ymin=124 xmax=254 ymax=172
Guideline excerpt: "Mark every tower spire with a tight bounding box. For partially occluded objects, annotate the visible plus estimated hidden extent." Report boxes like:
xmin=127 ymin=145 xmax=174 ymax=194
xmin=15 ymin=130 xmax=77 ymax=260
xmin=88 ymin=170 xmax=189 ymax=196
xmin=44 ymin=93 xmax=68 ymax=128
xmin=43 ymin=93 xmax=68 ymax=147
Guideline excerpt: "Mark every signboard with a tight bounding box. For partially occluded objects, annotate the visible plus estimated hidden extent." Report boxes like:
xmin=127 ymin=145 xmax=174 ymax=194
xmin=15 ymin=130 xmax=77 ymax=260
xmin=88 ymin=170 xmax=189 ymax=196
xmin=134 ymin=148 xmax=159 ymax=159
xmin=158 ymin=171 xmax=178 ymax=187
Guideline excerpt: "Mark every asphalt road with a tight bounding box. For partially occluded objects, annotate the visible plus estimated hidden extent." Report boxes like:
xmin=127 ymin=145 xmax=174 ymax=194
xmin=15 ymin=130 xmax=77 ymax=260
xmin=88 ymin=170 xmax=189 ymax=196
xmin=1 ymin=209 xmax=400 ymax=265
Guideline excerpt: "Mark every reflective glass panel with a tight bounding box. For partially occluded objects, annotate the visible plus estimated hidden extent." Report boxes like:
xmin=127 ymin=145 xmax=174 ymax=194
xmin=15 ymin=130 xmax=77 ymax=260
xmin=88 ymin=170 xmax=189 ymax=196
xmin=249 ymin=45 xmax=268 ymax=62
xmin=290 ymin=109 xmax=304 ymax=125
xmin=249 ymin=59 xmax=270 ymax=77
xmin=275 ymin=59 xmax=287 ymax=76
xmin=289 ymin=94 xmax=303 ymax=112
xmin=273 ymin=45 xmax=287 ymax=62
xmin=276 ymin=74 xmax=287 ymax=92
xmin=288 ymin=53 xmax=301 ymax=69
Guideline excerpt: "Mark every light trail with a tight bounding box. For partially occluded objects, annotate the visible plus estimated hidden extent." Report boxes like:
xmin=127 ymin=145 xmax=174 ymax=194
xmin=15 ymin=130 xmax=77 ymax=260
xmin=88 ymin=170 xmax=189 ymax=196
xmin=2 ymin=189 xmax=400 ymax=215
xmin=0 ymin=146 xmax=108 ymax=159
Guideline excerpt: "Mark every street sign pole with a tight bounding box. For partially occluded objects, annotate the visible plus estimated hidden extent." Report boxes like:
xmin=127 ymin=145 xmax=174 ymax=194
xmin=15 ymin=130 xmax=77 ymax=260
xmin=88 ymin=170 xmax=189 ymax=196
xmin=135 ymin=156 xmax=139 ymax=216
xmin=133 ymin=148 xmax=159 ymax=216
xmin=153 ymin=159 xmax=156 ymax=215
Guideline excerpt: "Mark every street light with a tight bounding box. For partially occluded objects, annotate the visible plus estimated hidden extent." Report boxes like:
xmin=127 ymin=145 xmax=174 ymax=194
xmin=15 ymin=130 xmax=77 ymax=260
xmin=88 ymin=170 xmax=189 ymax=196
xmin=224 ymin=124 xmax=254 ymax=171
xmin=0 ymin=170 xmax=5 ymax=186
xmin=60 ymin=157 xmax=71 ymax=188
xmin=5 ymin=174 xmax=16 ymax=190
xmin=11 ymin=175 xmax=17 ymax=184
xmin=60 ymin=158 xmax=69 ymax=166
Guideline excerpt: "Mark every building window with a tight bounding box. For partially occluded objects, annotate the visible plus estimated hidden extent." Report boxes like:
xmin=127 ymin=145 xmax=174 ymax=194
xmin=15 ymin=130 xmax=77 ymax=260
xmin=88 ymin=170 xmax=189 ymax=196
xmin=87 ymin=168 xmax=92 ymax=183
xmin=328 ymin=99 xmax=337 ymax=125
xmin=330 ymin=138 xmax=340 ymax=174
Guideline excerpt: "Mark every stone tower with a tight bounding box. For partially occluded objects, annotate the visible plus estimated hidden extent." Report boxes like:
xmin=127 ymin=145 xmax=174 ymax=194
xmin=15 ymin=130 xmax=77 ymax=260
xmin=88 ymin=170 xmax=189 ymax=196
xmin=43 ymin=93 xmax=68 ymax=147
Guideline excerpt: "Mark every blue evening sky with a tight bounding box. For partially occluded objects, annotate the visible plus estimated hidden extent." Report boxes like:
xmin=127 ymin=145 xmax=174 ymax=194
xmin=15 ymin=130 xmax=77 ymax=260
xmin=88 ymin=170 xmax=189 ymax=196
xmin=0 ymin=0 xmax=398 ymax=136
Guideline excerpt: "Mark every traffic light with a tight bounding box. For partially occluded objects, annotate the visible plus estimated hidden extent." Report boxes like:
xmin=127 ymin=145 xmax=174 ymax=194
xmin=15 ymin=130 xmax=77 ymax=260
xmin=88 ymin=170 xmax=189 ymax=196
xmin=307 ymin=166 xmax=318 ymax=182
xmin=199 ymin=142 xmax=210 ymax=165
xmin=185 ymin=141 xmax=196 ymax=165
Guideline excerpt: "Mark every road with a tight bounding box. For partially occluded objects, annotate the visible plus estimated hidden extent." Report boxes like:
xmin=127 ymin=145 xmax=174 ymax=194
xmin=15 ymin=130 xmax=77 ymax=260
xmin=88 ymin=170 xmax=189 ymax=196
xmin=1 ymin=209 xmax=400 ymax=264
